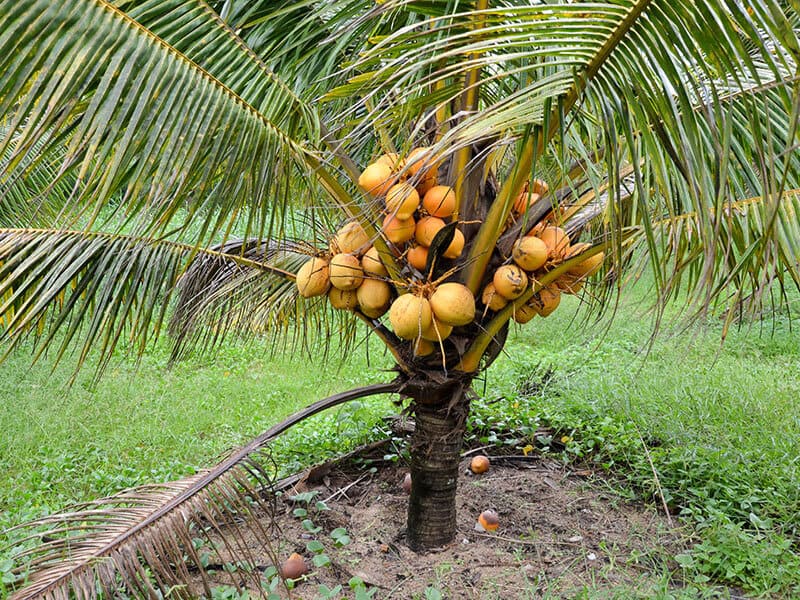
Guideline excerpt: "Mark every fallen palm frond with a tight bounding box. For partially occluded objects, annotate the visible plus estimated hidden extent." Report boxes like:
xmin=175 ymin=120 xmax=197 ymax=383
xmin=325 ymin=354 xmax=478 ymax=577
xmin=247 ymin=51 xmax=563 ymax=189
xmin=4 ymin=381 xmax=399 ymax=600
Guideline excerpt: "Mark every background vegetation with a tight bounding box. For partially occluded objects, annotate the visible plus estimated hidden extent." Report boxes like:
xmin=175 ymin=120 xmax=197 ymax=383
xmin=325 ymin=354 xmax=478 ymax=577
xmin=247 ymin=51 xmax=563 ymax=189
xmin=2 ymin=281 xmax=798 ymax=597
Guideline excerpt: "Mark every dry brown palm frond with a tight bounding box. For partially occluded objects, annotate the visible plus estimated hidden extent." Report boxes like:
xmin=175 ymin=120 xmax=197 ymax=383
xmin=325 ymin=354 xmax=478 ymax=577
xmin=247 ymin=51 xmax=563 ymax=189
xmin=4 ymin=382 xmax=399 ymax=600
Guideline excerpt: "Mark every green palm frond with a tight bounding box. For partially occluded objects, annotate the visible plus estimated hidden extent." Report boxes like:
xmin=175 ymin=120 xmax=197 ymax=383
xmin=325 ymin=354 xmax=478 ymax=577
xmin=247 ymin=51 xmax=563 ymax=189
xmin=0 ymin=127 xmax=74 ymax=227
xmin=168 ymin=237 xmax=366 ymax=363
xmin=0 ymin=229 xmax=295 ymax=378
xmin=0 ymin=0 xmax=316 ymax=242
xmin=113 ymin=0 xmax=319 ymax=136
xmin=621 ymin=190 xmax=800 ymax=316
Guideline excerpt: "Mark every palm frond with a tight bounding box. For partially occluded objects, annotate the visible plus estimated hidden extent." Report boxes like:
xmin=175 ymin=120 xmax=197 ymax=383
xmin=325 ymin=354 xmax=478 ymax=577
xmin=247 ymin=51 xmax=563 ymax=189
xmin=0 ymin=0 xmax=315 ymax=243
xmin=621 ymin=190 xmax=800 ymax=316
xmin=4 ymin=383 xmax=398 ymax=600
xmin=113 ymin=0 xmax=319 ymax=136
xmin=0 ymin=229 xmax=295 ymax=378
xmin=0 ymin=127 xmax=73 ymax=228
xmin=169 ymin=237 xmax=344 ymax=363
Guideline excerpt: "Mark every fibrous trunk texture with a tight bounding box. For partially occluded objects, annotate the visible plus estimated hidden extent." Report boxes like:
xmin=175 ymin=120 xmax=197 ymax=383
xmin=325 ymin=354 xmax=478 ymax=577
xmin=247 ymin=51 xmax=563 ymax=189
xmin=406 ymin=394 xmax=468 ymax=550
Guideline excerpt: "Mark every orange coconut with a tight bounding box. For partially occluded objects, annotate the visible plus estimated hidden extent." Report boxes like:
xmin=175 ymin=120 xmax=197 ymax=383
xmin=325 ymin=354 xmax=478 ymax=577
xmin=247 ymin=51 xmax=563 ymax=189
xmin=382 ymin=214 xmax=416 ymax=244
xmin=407 ymin=245 xmax=429 ymax=271
xmin=295 ymin=257 xmax=330 ymax=298
xmin=404 ymin=146 xmax=435 ymax=178
xmin=328 ymin=287 xmax=359 ymax=310
xmin=470 ymin=455 xmax=490 ymax=474
xmin=329 ymin=253 xmax=363 ymax=290
xmin=513 ymin=303 xmax=538 ymax=324
xmin=420 ymin=317 xmax=453 ymax=342
xmin=534 ymin=286 xmax=561 ymax=317
xmin=385 ymin=182 xmax=420 ymax=219
xmin=280 ymin=553 xmax=308 ymax=579
xmin=481 ymin=282 xmax=508 ymax=311
xmin=375 ymin=152 xmax=401 ymax=169
xmin=493 ymin=265 xmax=528 ymax=300
xmin=413 ymin=338 xmax=435 ymax=357
xmin=442 ymin=228 xmax=465 ymax=259
xmin=331 ymin=221 xmax=370 ymax=255
xmin=430 ymin=282 xmax=475 ymax=327
xmin=416 ymin=173 xmax=438 ymax=197
xmin=554 ymin=273 xmax=584 ymax=295
xmin=537 ymin=226 xmax=570 ymax=259
xmin=415 ymin=216 xmax=446 ymax=247
xmin=388 ymin=294 xmax=432 ymax=340
xmin=357 ymin=279 xmax=391 ymax=318
xmin=361 ymin=246 xmax=388 ymax=277
xmin=567 ymin=244 xmax=605 ymax=277
xmin=358 ymin=162 xmax=394 ymax=196
xmin=478 ymin=510 xmax=500 ymax=532
xmin=512 ymin=236 xmax=548 ymax=271
xmin=422 ymin=186 xmax=456 ymax=218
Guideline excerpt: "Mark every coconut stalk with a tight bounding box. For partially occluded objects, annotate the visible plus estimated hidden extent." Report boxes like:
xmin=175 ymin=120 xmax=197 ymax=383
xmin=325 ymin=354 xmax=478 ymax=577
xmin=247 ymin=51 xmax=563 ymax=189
xmin=406 ymin=397 xmax=469 ymax=549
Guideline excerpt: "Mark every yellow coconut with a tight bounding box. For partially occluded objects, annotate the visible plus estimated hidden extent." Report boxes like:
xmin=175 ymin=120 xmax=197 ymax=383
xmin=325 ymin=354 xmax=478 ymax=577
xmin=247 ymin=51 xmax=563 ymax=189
xmin=481 ymin=282 xmax=508 ymax=311
xmin=416 ymin=173 xmax=437 ymax=197
xmin=537 ymin=226 xmax=570 ymax=259
xmin=358 ymin=162 xmax=394 ymax=196
xmin=513 ymin=191 xmax=540 ymax=216
xmin=567 ymin=244 xmax=605 ymax=277
xmin=420 ymin=317 xmax=453 ymax=342
xmin=385 ymin=182 xmax=420 ymax=219
xmin=328 ymin=287 xmax=359 ymax=310
xmin=404 ymin=147 xmax=434 ymax=178
xmin=513 ymin=303 xmax=538 ymax=324
xmin=442 ymin=228 xmax=465 ymax=259
xmin=331 ymin=221 xmax=370 ymax=255
xmin=554 ymin=273 xmax=584 ymax=295
xmin=534 ymin=286 xmax=561 ymax=317
xmin=382 ymin=214 xmax=416 ymax=244
xmin=329 ymin=253 xmax=363 ymax=290
xmin=357 ymin=279 xmax=391 ymax=318
xmin=376 ymin=152 xmax=401 ymax=169
xmin=531 ymin=178 xmax=549 ymax=196
xmin=296 ymin=257 xmax=330 ymax=298
xmin=413 ymin=338 xmax=435 ymax=357
xmin=512 ymin=236 xmax=548 ymax=271
xmin=430 ymin=282 xmax=476 ymax=327
xmin=415 ymin=216 xmax=445 ymax=247
xmin=493 ymin=264 xmax=528 ymax=300
xmin=422 ymin=186 xmax=456 ymax=218
xmin=362 ymin=245 xmax=388 ymax=277
xmin=407 ymin=245 xmax=429 ymax=271
xmin=389 ymin=294 xmax=432 ymax=340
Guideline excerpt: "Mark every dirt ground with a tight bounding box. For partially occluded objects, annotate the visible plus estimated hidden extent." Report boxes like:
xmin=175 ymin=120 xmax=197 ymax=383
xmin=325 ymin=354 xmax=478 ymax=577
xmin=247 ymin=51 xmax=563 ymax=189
xmin=198 ymin=443 xmax=691 ymax=599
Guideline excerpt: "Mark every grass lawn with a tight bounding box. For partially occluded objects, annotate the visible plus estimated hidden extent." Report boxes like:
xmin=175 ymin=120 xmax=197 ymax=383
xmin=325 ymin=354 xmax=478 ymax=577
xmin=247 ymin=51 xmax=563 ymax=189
xmin=1 ymin=283 xmax=798 ymax=597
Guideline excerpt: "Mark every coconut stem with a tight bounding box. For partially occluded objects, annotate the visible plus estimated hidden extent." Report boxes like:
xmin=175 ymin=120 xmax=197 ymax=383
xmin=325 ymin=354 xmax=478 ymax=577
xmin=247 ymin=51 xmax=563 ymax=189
xmin=407 ymin=395 xmax=468 ymax=550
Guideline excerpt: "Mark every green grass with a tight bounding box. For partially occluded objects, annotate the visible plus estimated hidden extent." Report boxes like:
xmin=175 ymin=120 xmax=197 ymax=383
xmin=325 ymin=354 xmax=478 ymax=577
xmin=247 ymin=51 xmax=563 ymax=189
xmin=1 ymin=284 xmax=799 ymax=597
xmin=0 ymin=335 xmax=394 ymax=529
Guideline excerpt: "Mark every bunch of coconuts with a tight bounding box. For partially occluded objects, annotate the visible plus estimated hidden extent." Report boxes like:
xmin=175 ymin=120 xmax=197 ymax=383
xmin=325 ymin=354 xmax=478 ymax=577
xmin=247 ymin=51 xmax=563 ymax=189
xmin=294 ymin=146 xmax=604 ymax=357
xmin=482 ymin=181 xmax=604 ymax=325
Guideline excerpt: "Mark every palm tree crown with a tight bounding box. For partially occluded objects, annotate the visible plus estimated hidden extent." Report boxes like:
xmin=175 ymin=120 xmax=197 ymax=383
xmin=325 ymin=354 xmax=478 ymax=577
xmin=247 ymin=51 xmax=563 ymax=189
xmin=1 ymin=0 xmax=798 ymax=597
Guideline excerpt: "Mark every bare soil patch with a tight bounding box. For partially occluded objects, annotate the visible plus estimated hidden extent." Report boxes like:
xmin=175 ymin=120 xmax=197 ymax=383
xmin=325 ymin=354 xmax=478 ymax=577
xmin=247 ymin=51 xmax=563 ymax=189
xmin=200 ymin=444 xmax=688 ymax=599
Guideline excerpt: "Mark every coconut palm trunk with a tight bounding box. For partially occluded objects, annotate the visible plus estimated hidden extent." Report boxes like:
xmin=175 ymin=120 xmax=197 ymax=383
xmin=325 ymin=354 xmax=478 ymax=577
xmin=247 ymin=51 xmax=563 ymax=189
xmin=404 ymin=380 xmax=473 ymax=549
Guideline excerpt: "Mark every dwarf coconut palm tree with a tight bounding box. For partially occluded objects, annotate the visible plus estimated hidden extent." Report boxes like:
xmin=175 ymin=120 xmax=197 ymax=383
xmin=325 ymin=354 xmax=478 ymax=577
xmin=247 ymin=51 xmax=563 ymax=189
xmin=1 ymin=0 xmax=799 ymax=597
